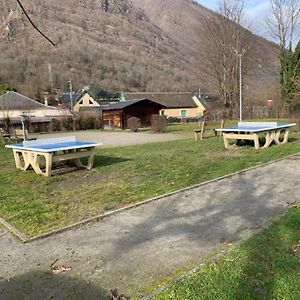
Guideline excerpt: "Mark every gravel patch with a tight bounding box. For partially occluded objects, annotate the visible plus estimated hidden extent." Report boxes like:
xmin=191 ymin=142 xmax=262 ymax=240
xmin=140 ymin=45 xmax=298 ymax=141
xmin=31 ymin=130 xmax=185 ymax=147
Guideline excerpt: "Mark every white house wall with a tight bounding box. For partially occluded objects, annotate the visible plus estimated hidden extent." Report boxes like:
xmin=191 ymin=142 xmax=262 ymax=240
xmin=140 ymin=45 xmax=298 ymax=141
xmin=0 ymin=108 xmax=72 ymax=119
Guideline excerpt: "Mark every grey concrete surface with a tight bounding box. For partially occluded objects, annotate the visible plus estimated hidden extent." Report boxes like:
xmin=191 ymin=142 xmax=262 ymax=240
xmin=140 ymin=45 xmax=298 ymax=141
xmin=0 ymin=155 xmax=300 ymax=299
xmin=31 ymin=130 xmax=185 ymax=147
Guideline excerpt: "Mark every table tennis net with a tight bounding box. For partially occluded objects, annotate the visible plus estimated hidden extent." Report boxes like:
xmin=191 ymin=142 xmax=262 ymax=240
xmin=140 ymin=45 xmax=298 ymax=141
xmin=22 ymin=136 xmax=76 ymax=147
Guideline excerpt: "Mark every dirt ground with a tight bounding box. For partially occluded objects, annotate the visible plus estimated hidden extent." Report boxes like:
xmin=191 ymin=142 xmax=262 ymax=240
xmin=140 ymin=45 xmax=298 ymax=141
xmin=1 ymin=155 xmax=300 ymax=299
xmin=30 ymin=130 xmax=185 ymax=147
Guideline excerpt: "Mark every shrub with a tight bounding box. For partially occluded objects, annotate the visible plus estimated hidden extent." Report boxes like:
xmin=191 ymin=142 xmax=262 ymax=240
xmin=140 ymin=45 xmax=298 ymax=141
xmin=22 ymin=116 xmax=33 ymax=132
xmin=85 ymin=114 xmax=98 ymax=129
xmin=60 ymin=117 xmax=74 ymax=131
xmin=3 ymin=117 xmax=11 ymax=133
xmin=51 ymin=118 xmax=62 ymax=131
xmin=33 ymin=122 xmax=48 ymax=133
xmin=73 ymin=112 xmax=103 ymax=130
xmin=74 ymin=113 xmax=85 ymax=130
xmin=151 ymin=115 xmax=167 ymax=133
xmin=127 ymin=117 xmax=141 ymax=132
xmin=291 ymin=111 xmax=300 ymax=132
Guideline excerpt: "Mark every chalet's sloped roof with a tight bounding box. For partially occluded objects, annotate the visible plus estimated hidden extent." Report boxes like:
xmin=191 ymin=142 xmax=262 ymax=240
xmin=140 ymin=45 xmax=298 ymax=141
xmin=60 ymin=91 xmax=86 ymax=103
xmin=101 ymin=98 xmax=166 ymax=111
xmin=0 ymin=91 xmax=51 ymax=110
xmin=123 ymin=92 xmax=198 ymax=109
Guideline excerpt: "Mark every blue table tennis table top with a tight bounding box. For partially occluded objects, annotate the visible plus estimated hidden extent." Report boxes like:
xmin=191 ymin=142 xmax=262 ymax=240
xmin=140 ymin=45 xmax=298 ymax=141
xmin=6 ymin=139 xmax=99 ymax=153
xmin=215 ymin=122 xmax=296 ymax=133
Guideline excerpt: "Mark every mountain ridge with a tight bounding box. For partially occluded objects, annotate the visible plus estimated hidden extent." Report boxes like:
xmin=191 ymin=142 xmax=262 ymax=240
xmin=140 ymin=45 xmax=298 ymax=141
xmin=0 ymin=0 xmax=279 ymax=100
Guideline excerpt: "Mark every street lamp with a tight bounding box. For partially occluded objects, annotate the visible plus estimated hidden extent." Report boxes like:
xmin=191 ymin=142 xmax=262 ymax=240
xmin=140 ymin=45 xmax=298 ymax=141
xmin=234 ymin=49 xmax=246 ymax=122
xmin=68 ymin=79 xmax=73 ymax=110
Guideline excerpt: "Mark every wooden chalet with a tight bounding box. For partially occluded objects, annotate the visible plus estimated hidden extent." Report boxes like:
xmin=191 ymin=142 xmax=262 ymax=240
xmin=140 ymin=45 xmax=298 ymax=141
xmin=123 ymin=92 xmax=223 ymax=119
xmin=123 ymin=92 xmax=206 ymax=118
xmin=101 ymin=98 xmax=166 ymax=129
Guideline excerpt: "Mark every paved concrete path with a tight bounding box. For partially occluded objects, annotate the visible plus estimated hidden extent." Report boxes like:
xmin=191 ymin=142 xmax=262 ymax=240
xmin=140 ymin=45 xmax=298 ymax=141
xmin=1 ymin=155 xmax=300 ymax=299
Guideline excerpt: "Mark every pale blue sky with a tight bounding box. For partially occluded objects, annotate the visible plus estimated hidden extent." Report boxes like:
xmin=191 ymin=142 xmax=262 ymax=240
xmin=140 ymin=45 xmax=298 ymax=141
xmin=197 ymin=0 xmax=271 ymax=39
xmin=197 ymin=0 xmax=269 ymax=10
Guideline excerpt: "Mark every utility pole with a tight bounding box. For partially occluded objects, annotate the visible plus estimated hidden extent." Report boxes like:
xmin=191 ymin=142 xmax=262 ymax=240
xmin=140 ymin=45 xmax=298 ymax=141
xmin=69 ymin=79 xmax=73 ymax=110
xmin=48 ymin=63 xmax=53 ymax=90
xmin=234 ymin=49 xmax=246 ymax=122
xmin=238 ymin=53 xmax=242 ymax=122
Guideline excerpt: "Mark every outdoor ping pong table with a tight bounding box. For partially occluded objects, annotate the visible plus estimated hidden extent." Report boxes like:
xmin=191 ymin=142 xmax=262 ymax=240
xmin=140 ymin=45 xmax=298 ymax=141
xmin=5 ymin=136 xmax=101 ymax=177
xmin=215 ymin=122 xmax=296 ymax=150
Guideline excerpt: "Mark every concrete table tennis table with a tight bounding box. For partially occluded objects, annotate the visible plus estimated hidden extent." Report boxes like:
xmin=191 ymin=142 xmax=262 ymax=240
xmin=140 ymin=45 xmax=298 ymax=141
xmin=215 ymin=122 xmax=296 ymax=150
xmin=6 ymin=136 xmax=101 ymax=177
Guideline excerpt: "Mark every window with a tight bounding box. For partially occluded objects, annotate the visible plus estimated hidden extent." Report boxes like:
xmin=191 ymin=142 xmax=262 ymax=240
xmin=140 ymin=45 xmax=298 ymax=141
xmin=180 ymin=109 xmax=188 ymax=117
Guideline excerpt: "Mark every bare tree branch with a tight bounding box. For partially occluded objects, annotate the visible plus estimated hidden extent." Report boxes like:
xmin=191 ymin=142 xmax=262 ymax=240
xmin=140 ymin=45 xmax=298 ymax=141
xmin=266 ymin=0 xmax=300 ymax=112
xmin=202 ymin=0 xmax=254 ymax=116
xmin=266 ymin=0 xmax=300 ymax=49
xmin=16 ymin=0 xmax=56 ymax=46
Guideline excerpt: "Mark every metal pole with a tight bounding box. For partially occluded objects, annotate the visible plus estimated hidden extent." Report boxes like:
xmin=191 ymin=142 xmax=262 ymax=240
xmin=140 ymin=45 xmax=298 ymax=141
xmin=20 ymin=115 xmax=26 ymax=141
xmin=239 ymin=54 xmax=242 ymax=122
xmin=69 ymin=79 xmax=73 ymax=110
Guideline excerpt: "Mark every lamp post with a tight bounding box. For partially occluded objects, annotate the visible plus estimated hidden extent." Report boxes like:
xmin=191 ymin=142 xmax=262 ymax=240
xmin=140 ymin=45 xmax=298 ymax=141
xmin=234 ymin=49 xmax=246 ymax=122
xmin=20 ymin=114 xmax=26 ymax=141
xmin=68 ymin=79 xmax=73 ymax=111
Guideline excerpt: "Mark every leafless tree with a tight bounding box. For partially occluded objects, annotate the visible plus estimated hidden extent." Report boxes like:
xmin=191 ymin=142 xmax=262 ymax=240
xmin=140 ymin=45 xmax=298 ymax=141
xmin=203 ymin=0 xmax=254 ymax=117
xmin=1 ymin=97 xmax=12 ymax=133
xmin=267 ymin=0 xmax=300 ymax=49
xmin=266 ymin=0 xmax=300 ymax=113
xmin=16 ymin=0 xmax=56 ymax=46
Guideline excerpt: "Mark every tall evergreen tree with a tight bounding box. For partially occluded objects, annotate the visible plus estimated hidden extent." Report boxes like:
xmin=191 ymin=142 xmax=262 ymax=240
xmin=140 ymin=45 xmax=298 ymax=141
xmin=290 ymin=40 xmax=300 ymax=111
xmin=293 ymin=41 xmax=300 ymax=77
xmin=280 ymin=45 xmax=296 ymax=104
xmin=267 ymin=0 xmax=300 ymax=114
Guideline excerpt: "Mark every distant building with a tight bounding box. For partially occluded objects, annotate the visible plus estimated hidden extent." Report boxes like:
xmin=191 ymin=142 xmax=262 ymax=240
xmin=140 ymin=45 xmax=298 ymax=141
xmin=59 ymin=91 xmax=86 ymax=108
xmin=123 ymin=92 xmax=207 ymax=118
xmin=72 ymin=92 xmax=100 ymax=112
xmin=101 ymin=98 xmax=166 ymax=129
xmin=60 ymin=90 xmax=115 ymax=112
xmin=0 ymin=91 xmax=72 ymax=124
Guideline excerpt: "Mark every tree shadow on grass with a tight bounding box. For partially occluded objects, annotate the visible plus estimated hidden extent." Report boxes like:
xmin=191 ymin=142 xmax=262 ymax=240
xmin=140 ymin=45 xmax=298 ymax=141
xmin=51 ymin=155 xmax=131 ymax=175
xmin=0 ymin=270 xmax=110 ymax=300
xmin=94 ymin=155 xmax=131 ymax=168
xmin=287 ymin=136 xmax=300 ymax=142
xmin=235 ymin=136 xmax=298 ymax=148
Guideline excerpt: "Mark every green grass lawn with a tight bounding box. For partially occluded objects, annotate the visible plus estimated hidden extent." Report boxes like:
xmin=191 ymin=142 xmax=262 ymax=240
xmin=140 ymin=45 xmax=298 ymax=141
xmin=151 ymin=206 xmax=300 ymax=300
xmin=1 ymin=127 xmax=300 ymax=237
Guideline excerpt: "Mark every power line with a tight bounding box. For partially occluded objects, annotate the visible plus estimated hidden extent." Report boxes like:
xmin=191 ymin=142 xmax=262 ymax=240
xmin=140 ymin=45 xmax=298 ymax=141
xmin=16 ymin=0 xmax=56 ymax=46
